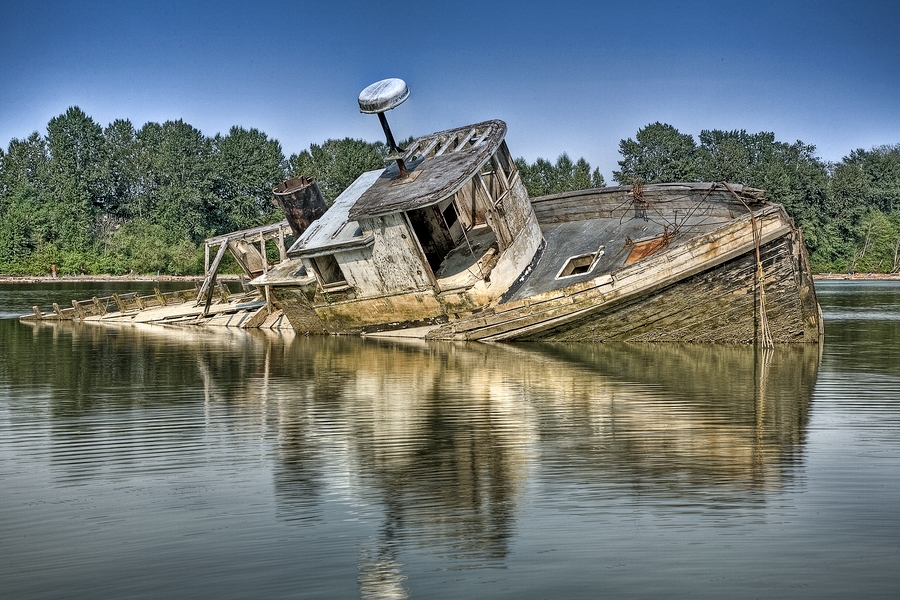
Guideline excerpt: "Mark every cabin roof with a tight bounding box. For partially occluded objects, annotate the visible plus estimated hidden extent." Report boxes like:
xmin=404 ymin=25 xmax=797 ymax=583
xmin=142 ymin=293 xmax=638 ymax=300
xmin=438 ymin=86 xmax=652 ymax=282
xmin=287 ymin=169 xmax=383 ymax=257
xmin=348 ymin=120 xmax=507 ymax=220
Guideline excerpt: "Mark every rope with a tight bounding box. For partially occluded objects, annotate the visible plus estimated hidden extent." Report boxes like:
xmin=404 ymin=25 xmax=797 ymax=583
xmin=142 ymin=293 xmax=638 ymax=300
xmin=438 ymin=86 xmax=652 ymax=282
xmin=623 ymin=180 xmax=720 ymax=236
xmin=721 ymin=182 xmax=774 ymax=348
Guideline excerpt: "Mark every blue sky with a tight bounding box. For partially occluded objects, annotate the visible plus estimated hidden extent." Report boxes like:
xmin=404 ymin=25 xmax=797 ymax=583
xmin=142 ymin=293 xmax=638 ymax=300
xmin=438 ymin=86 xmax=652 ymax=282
xmin=1 ymin=0 xmax=898 ymax=181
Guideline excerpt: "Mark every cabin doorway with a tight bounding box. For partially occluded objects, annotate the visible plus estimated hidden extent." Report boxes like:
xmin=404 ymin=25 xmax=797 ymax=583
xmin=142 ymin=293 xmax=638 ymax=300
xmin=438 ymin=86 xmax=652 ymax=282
xmin=407 ymin=198 xmax=465 ymax=272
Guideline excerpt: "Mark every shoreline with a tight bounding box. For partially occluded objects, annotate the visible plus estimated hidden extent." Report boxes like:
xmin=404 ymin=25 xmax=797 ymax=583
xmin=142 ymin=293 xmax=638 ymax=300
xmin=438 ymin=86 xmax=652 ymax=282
xmin=813 ymin=273 xmax=900 ymax=280
xmin=0 ymin=274 xmax=243 ymax=284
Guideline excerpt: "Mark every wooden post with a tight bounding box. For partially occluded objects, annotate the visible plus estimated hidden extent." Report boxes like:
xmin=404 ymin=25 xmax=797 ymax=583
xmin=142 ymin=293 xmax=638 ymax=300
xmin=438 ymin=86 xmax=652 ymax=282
xmin=277 ymin=228 xmax=287 ymax=262
xmin=32 ymin=306 xmax=42 ymax=320
xmin=52 ymin=303 xmax=62 ymax=318
xmin=71 ymin=300 xmax=84 ymax=320
xmin=92 ymin=296 xmax=107 ymax=315
xmin=197 ymin=242 xmax=228 ymax=310
xmin=113 ymin=293 xmax=126 ymax=312
xmin=154 ymin=287 xmax=167 ymax=306
xmin=200 ymin=242 xmax=229 ymax=316
xmin=204 ymin=243 xmax=210 ymax=274
xmin=259 ymin=234 xmax=268 ymax=273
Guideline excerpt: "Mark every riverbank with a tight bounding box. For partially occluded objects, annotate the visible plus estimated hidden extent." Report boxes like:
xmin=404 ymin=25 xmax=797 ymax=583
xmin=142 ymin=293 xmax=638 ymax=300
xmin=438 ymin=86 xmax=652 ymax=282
xmin=813 ymin=273 xmax=900 ymax=280
xmin=0 ymin=274 xmax=243 ymax=284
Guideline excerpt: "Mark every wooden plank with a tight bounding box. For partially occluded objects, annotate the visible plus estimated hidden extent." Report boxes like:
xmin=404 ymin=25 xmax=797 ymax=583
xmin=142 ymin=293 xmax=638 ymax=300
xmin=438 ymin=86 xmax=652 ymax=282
xmin=453 ymin=128 xmax=477 ymax=152
xmin=434 ymin=134 xmax=457 ymax=157
xmin=414 ymin=136 xmax=440 ymax=159
xmin=197 ymin=242 xmax=228 ymax=310
xmin=277 ymin=229 xmax=287 ymax=262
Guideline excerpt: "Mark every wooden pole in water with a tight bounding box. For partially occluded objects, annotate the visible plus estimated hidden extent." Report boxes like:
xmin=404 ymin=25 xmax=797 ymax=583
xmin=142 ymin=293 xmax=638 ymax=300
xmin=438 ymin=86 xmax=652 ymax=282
xmin=259 ymin=233 xmax=272 ymax=314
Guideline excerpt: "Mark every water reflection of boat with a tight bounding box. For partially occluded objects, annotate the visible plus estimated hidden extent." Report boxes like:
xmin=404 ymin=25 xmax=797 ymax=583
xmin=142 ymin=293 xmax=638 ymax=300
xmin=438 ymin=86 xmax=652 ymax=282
xmin=11 ymin=322 xmax=818 ymax=563
xmin=257 ymin=337 xmax=819 ymax=557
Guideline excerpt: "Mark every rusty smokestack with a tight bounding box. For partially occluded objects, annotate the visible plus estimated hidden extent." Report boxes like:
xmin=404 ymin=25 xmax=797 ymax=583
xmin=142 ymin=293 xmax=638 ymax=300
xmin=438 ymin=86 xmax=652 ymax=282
xmin=272 ymin=176 xmax=328 ymax=238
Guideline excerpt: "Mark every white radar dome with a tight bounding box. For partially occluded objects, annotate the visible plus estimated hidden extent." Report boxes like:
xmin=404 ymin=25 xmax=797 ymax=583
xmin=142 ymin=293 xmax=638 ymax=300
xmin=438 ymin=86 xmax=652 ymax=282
xmin=358 ymin=78 xmax=410 ymax=114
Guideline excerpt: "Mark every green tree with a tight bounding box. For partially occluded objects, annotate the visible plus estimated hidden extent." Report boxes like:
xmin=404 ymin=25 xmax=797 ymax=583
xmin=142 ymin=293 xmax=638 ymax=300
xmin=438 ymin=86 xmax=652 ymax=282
xmin=0 ymin=134 xmax=53 ymax=272
xmin=837 ymin=145 xmax=900 ymax=213
xmin=100 ymin=118 xmax=140 ymax=218
xmin=137 ymin=119 xmax=216 ymax=243
xmin=514 ymin=153 xmax=606 ymax=197
xmin=212 ymin=126 xmax=286 ymax=231
xmin=613 ymin=122 xmax=698 ymax=184
xmin=694 ymin=128 xmax=830 ymax=265
xmin=45 ymin=107 xmax=107 ymax=259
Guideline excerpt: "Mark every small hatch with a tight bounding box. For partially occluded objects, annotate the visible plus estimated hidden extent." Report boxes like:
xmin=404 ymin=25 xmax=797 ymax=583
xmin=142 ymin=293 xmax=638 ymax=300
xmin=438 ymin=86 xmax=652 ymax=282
xmin=556 ymin=247 xmax=605 ymax=279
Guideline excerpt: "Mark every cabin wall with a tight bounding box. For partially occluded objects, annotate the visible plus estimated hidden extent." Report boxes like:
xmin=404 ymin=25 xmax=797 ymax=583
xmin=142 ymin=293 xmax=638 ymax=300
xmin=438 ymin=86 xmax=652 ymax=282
xmin=325 ymin=213 xmax=433 ymax=299
xmin=406 ymin=199 xmax=463 ymax=271
xmin=482 ymin=174 xmax=543 ymax=293
xmin=453 ymin=180 xmax=481 ymax=227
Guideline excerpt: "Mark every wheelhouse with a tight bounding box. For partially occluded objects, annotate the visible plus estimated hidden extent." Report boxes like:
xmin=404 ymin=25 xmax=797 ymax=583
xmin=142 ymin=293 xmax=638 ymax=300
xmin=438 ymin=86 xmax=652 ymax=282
xmin=283 ymin=120 xmax=542 ymax=303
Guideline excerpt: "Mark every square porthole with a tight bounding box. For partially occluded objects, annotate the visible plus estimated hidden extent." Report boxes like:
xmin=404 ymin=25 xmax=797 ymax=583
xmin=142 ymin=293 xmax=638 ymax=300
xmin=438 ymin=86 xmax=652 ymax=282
xmin=556 ymin=247 xmax=604 ymax=279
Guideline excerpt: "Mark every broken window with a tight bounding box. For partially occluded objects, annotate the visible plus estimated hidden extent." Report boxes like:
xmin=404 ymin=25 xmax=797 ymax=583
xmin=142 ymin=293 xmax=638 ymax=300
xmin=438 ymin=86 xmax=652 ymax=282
xmin=442 ymin=202 xmax=459 ymax=229
xmin=311 ymin=254 xmax=347 ymax=287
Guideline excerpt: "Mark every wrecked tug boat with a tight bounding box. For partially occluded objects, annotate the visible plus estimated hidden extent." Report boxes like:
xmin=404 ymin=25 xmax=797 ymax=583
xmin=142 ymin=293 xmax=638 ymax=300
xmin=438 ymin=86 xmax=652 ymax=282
xmin=252 ymin=79 xmax=822 ymax=344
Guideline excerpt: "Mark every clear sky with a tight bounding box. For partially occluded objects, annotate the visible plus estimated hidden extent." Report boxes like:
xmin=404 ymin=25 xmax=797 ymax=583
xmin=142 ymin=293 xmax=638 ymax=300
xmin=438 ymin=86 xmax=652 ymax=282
xmin=2 ymin=0 xmax=898 ymax=181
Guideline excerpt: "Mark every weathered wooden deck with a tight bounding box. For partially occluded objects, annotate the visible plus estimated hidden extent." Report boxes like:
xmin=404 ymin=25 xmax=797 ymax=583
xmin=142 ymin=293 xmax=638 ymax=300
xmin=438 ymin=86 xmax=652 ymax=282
xmin=21 ymin=285 xmax=293 ymax=330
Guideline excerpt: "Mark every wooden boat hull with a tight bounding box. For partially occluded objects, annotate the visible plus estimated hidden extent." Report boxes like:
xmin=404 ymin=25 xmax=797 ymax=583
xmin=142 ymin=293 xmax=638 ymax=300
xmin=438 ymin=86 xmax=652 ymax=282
xmin=424 ymin=203 xmax=821 ymax=343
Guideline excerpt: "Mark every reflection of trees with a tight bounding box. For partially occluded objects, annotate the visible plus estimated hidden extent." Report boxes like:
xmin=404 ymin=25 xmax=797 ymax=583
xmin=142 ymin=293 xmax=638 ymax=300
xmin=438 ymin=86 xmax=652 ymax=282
xmin=8 ymin=320 xmax=287 ymax=482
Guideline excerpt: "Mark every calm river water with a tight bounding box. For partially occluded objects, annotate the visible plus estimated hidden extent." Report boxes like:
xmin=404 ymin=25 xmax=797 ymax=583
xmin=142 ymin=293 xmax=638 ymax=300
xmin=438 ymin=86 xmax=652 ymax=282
xmin=2 ymin=280 xmax=899 ymax=599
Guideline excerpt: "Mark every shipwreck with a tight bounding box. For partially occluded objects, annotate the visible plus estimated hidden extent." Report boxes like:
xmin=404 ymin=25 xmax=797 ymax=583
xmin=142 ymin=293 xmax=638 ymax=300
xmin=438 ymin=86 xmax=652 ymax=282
xmin=252 ymin=79 xmax=822 ymax=344
xmin=22 ymin=78 xmax=822 ymax=343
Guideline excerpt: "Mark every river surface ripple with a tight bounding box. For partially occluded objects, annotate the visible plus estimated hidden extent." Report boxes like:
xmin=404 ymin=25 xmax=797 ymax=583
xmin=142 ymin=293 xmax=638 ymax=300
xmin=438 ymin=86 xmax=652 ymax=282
xmin=1 ymin=280 xmax=899 ymax=599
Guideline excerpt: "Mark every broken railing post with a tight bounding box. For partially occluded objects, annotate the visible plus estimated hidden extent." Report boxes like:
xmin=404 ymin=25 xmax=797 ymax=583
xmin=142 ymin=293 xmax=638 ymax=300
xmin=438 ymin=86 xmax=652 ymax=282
xmin=92 ymin=296 xmax=106 ymax=315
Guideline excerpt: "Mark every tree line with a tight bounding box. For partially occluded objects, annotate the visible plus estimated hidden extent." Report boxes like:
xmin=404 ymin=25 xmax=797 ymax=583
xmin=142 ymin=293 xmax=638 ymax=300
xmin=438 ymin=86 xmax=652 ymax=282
xmin=0 ymin=107 xmax=393 ymax=275
xmin=612 ymin=122 xmax=900 ymax=273
xmin=1 ymin=107 xmax=898 ymax=275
